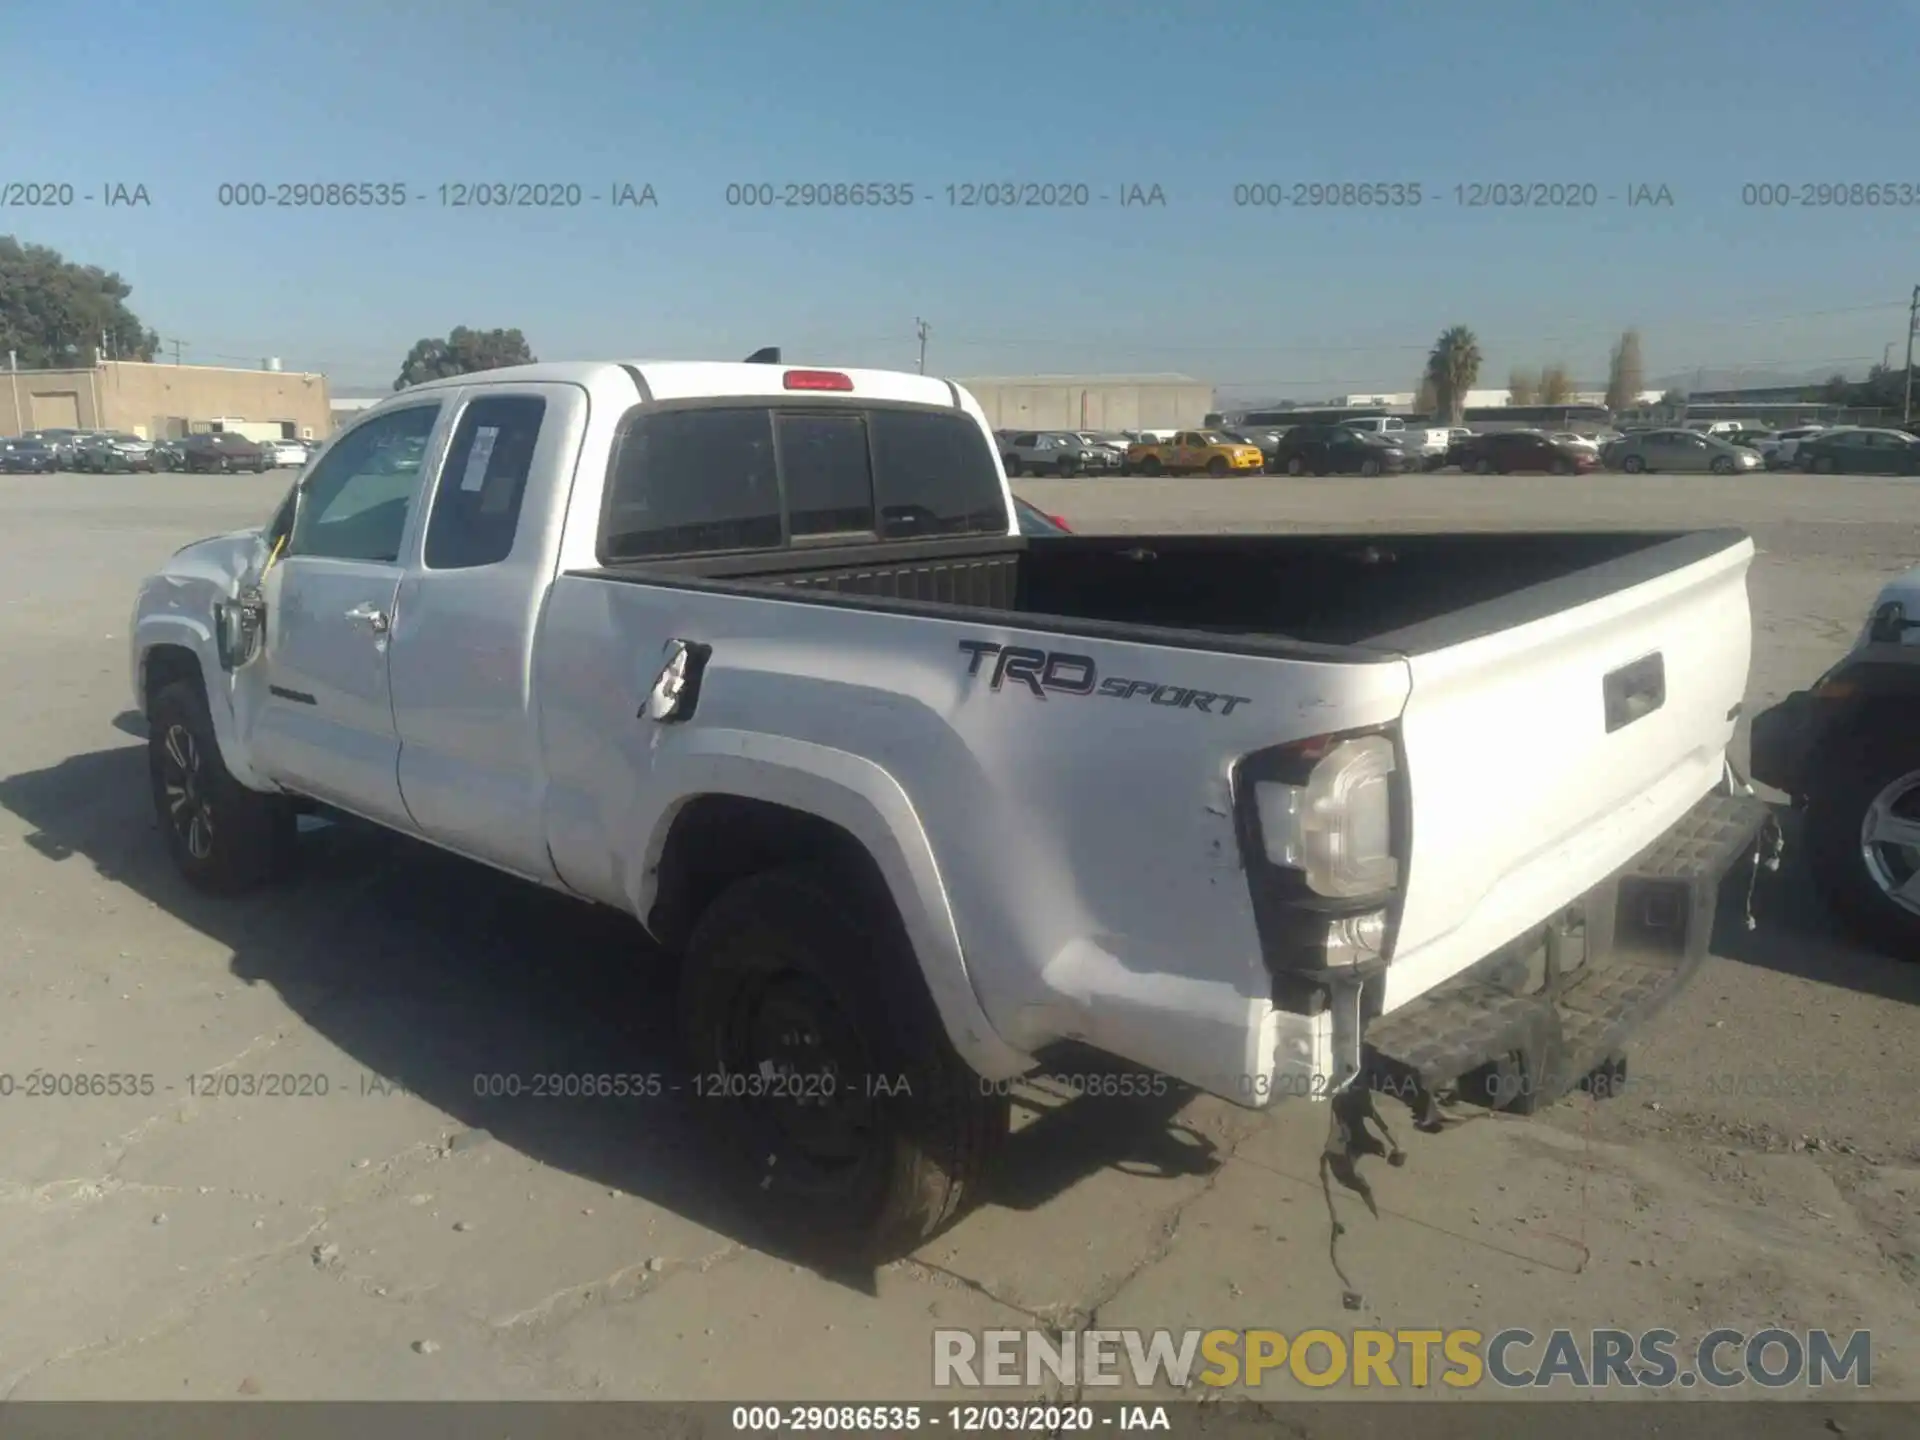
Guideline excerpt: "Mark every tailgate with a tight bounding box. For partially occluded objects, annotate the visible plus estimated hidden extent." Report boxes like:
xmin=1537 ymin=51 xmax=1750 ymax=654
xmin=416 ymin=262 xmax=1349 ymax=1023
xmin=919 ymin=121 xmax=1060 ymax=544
xmin=1379 ymin=533 xmax=1754 ymax=1009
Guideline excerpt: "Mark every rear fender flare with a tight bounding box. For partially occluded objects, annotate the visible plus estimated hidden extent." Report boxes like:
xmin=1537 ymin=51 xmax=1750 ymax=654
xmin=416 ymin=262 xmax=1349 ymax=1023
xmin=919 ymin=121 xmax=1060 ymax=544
xmin=626 ymin=729 xmax=1034 ymax=1081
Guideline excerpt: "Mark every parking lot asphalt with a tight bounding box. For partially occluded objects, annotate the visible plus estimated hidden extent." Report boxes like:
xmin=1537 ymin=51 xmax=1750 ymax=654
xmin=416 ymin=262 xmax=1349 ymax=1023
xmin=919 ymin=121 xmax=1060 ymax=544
xmin=0 ymin=470 xmax=1916 ymax=1404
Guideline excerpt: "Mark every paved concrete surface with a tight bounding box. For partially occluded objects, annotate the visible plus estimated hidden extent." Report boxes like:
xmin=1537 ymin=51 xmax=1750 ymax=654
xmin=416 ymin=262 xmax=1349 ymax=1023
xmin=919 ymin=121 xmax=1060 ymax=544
xmin=0 ymin=470 xmax=1915 ymax=1404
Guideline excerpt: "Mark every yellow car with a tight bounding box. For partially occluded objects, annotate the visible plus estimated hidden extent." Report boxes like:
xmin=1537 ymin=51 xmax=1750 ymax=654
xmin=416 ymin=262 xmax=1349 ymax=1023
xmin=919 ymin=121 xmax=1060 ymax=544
xmin=1123 ymin=429 xmax=1267 ymax=476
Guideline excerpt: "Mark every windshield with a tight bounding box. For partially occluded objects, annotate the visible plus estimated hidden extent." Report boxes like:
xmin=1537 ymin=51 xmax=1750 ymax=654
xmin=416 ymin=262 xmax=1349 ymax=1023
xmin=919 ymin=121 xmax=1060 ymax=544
xmin=1199 ymin=431 xmax=1237 ymax=444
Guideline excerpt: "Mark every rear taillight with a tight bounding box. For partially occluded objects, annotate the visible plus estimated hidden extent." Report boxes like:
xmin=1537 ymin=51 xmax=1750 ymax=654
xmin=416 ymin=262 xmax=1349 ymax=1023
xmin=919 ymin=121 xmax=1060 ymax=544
xmin=1048 ymin=513 xmax=1071 ymax=531
xmin=1232 ymin=726 xmax=1408 ymax=976
xmin=784 ymin=369 xmax=853 ymax=391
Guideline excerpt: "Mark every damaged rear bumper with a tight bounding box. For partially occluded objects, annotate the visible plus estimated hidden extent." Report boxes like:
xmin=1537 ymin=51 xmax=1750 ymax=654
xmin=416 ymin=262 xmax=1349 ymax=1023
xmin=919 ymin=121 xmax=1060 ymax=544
xmin=1271 ymin=782 xmax=1780 ymax=1112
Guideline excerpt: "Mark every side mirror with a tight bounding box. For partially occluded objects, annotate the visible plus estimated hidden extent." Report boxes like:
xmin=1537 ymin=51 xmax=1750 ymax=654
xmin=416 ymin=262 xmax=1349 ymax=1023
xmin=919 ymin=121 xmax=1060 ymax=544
xmin=213 ymin=587 xmax=266 ymax=671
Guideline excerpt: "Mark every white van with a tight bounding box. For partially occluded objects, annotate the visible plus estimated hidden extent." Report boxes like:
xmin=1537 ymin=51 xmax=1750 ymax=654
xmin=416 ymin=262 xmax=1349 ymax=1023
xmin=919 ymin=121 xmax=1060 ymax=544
xmin=1683 ymin=419 xmax=1745 ymax=437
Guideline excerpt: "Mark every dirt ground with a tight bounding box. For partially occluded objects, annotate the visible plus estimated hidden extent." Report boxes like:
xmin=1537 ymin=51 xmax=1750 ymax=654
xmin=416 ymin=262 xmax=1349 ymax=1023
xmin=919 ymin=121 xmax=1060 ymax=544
xmin=0 ymin=470 xmax=1915 ymax=1406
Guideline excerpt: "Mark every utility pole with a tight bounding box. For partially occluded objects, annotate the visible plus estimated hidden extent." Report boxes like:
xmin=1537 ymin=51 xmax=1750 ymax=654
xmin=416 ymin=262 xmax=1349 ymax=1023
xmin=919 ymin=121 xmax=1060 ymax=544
xmin=1904 ymin=284 xmax=1918 ymax=424
xmin=914 ymin=317 xmax=929 ymax=374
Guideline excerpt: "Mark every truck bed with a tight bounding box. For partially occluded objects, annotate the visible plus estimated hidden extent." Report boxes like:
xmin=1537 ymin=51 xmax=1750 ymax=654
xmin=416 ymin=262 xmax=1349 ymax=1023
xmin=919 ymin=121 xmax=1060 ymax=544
xmin=604 ymin=527 xmax=1747 ymax=656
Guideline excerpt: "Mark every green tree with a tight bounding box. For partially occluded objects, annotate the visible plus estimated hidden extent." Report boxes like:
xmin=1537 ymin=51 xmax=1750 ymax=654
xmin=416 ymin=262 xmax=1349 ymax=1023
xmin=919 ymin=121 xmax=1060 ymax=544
xmin=394 ymin=326 xmax=536 ymax=390
xmin=1605 ymin=329 xmax=1644 ymax=413
xmin=1425 ymin=326 xmax=1482 ymax=426
xmin=0 ymin=236 xmax=159 ymax=367
xmin=1507 ymin=367 xmax=1539 ymax=406
xmin=1538 ymin=363 xmax=1577 ymax=405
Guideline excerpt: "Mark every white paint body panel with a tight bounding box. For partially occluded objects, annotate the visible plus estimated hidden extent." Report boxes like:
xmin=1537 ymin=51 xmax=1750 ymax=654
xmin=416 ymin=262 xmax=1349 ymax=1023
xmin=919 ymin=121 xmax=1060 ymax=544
xmin=128 ymin=359 xmax=1755 ymax=1105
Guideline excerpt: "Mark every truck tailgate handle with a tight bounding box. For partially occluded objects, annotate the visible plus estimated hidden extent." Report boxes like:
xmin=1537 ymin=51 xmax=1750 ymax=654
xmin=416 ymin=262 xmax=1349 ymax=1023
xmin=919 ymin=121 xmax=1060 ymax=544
xmin=1604 ymin=652 xmax=1666 ymax=733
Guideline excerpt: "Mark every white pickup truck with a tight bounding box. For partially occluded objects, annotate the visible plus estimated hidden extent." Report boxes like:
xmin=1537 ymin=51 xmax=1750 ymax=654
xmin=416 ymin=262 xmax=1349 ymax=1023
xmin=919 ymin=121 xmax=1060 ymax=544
xmin=1338 ymin=415 xmax=1451 ymax=470
xmin=131 ymin=356 xmax=1774 ymax=1257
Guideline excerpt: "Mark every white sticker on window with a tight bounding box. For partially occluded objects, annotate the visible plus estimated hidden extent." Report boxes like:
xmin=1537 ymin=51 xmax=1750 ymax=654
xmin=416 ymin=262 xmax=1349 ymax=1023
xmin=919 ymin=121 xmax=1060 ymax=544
xmin=460 ymin=427 xmax=499 ymax=491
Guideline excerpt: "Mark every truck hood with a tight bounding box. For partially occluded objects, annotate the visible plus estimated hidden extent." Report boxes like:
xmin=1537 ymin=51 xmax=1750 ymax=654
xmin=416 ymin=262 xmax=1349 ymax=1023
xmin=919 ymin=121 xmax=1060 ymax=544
xmin=1871 ymin=565 xmax=1920 ymax=614
xmin=162 ymin=526 xmax=270 ymax=590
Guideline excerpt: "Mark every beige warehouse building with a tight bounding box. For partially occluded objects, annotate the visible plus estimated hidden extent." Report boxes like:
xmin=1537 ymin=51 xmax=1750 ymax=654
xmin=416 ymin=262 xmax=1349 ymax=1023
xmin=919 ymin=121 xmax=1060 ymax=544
xmin=0 ymin=360 xmax=333 ymax=441
xmin=954 ymin=373 xmax=1214 ymax=431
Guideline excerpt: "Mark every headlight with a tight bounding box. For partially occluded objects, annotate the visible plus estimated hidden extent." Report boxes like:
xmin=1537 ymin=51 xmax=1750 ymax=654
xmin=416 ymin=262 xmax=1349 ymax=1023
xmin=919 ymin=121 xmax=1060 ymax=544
xmin=1252 ymin=735 xmax=1399 ymax=898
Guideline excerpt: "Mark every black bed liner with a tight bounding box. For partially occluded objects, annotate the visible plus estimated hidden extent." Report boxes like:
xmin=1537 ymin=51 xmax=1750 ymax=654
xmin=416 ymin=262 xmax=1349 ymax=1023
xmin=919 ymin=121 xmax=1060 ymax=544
xmin=572 ymin=527 xmax=1749 ymax=661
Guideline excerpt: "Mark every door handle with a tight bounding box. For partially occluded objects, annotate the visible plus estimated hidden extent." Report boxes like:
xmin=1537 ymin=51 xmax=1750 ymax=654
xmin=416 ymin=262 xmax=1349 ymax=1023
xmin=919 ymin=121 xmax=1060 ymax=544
xmin=345 ymin=602 xmax=390 ymax=635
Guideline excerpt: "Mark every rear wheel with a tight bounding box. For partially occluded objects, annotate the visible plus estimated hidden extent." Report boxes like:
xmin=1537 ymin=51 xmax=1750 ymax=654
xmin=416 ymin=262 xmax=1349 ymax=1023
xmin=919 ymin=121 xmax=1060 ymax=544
xmin=1622 ymin=454 xmax=1646 ymax=474
xmin=1807 ymin=727 xmax=1920 ymax=959
xmin=1474 ymin=458 xmax=1494 ymax=475
xmin=147 ymin=680 xmax=295 ymax=893
xmin=1360 ymin=458 xmax=1381 ymax=477
xmin=678 ymin=865 xmax=1008 ymax=1260
xmin=1815 ymin=455 xmax=1836 ymax=474
xmin=1056 ymin=455 xmax=1079 ymax=477
xmin=1286 ymin=457 xmax=1305 ymax=476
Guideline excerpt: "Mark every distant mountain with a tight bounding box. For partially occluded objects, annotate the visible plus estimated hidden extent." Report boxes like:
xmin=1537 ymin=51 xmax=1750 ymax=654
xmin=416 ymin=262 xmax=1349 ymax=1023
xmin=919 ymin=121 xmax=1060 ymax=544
xmin=1648 ymin=365 xmax=1858 ymax=391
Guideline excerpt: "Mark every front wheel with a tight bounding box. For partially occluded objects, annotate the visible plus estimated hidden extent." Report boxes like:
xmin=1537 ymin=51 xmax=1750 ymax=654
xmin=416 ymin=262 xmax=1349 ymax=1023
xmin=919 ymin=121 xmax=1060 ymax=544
xmin=1710 ymin=456 xmax=1735 ymax=475
xmin=1286 ymin=457 xmax=1305 ymax=476
xmin=1360 ymin=458 xmax=1381 ymax=477
xmin=1807 ymin=729 xmax=1920 ymax=959
xmin=1815 ymin=456 xmax=1836 ymax=474
xmin=1140 ymin=456 xmax=1163 ymax=476
xmin=1474 ymin=458 xmax=1494 ymax=475
xmin=1206 ymin=456 xmax=1228 ymax=477
xmin=1622 ymin=455 xmax=1646 ymax=474
xmin=678 ymin=865 xmax=1008 ymax=1260
xmin=147 ymin=680 xmax=296 ymax=893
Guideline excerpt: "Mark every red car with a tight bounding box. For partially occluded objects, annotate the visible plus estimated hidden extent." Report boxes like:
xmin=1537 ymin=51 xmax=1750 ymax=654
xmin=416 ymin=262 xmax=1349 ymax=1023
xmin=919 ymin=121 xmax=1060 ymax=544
xmin=1456 ymin=431 xmax=1597 ymax=476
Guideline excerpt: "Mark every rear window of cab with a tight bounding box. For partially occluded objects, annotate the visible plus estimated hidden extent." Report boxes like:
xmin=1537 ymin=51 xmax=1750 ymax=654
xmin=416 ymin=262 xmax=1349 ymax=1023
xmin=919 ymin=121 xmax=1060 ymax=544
xmin=598 ymin=402 xmax=1009 ymax=562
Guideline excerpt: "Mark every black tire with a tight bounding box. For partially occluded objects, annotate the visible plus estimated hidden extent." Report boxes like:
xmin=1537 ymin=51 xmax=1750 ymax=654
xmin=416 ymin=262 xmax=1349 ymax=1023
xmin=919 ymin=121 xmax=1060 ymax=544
xmin=1622 ymin=455 xmax=1646 ymax=474
xmin=1140 ymin=456 xmax=1163 ymax=476
xmin=1360 ymin=458 xmax=1381 ymax=477
xmin=1206 ymin=455 xmax=1228 ymax=477
xmin=147 ymin=680 xmax=295 ymax=893
xmin=1286 ymin=457 xmax=1304 ymax=476
xmin=1002 ymin=455 xmax=1022 ymax=478
xmin=1056 ymin=455 xmax=1078 ymax=477
xmin=1552 ymin=459 xmax=1574 ymax=476
xmin=1474 ymin=458 xmax=1494 ymax=475
xmin=252 ymin=461 xmax=267 ymax=473
xmin=678 ymin=864 xmax=1008 ymax=1260
xmin=1711 ymin=456 xmax=1735 ymax=475
xmin=1815 ymin=455 xmax=1835 ymax=474
xmin=1806 ymin=727 xmax=1920 ymax=959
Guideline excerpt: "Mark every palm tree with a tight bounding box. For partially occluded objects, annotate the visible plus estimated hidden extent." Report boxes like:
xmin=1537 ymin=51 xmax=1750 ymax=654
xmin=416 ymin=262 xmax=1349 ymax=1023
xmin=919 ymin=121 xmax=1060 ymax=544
xmin=1426 ymin=327 xmax=1483 ymax=425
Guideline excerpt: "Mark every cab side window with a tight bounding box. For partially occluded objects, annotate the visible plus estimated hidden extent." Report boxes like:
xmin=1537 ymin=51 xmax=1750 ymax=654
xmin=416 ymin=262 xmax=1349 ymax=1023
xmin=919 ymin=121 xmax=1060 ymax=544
xmin=289 ymin=405 xmax=441 ymax=562
xmin=424 ymin=396 xmax=547 ymax=569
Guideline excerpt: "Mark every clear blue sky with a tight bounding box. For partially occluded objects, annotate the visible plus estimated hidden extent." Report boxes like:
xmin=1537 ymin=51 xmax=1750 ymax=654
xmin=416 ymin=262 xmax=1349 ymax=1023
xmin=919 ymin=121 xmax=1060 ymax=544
xmin=4 ymin=0 xmax=1916 ymax=397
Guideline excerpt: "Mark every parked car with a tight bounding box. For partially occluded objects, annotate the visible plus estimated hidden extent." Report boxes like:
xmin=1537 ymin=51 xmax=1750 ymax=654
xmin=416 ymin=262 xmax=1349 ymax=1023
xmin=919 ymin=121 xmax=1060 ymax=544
xmin=22 ymin=428 xmax=93 ymax=466
xmin=1221 ymin=428 xmax=1285 ymax=473
xmin=1000 ymin=430 xmax=1117 ymax=477
xmin=264 ymin=439 xmax=313 ymax=468
xmin=1762 ymin=425 xmax=1828 ymax=470
xmin=72 ymin=431 xmax=156 ymax=472
xmin=128 ymin=356 xmax=1771 ymax=1257
xmin=1455 ymin=430 xmax=1598 ymax=475
xmin=1750 ymin=564 xmax=1920 ymax=956
xmin=1794 ymin=428 xmax=1920 ymax=476
xmin=1723 ymin=429 xmax=1776 ymax=451
xmin=1012 ymin=495 xmax=1072 ymax=534
xmin=0 ymin=438 xmax=59 ymax=473
xmin=1549 ymin=431 xmax=1602 ymax=459
xmin=1124 ymin=429 xmax=1268 ymax=477
xmin=1339 ymin=415 xmax=1450 ymax=470
xmin=1270 ymin=424 xmax=1408 ymax=476
xmin=150 ymin=439 xmax=188 ymax=472
xmin=176 ymin=432 xmax=269 ymax=473
xmin=1607 ymin=429 xmax=1762 ymax=475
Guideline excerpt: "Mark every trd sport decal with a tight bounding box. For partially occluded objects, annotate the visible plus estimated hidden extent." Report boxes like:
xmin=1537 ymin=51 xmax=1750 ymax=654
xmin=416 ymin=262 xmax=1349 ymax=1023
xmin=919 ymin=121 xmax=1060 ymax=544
xmin=958 ymin=640 xmax=1252 ymax=715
